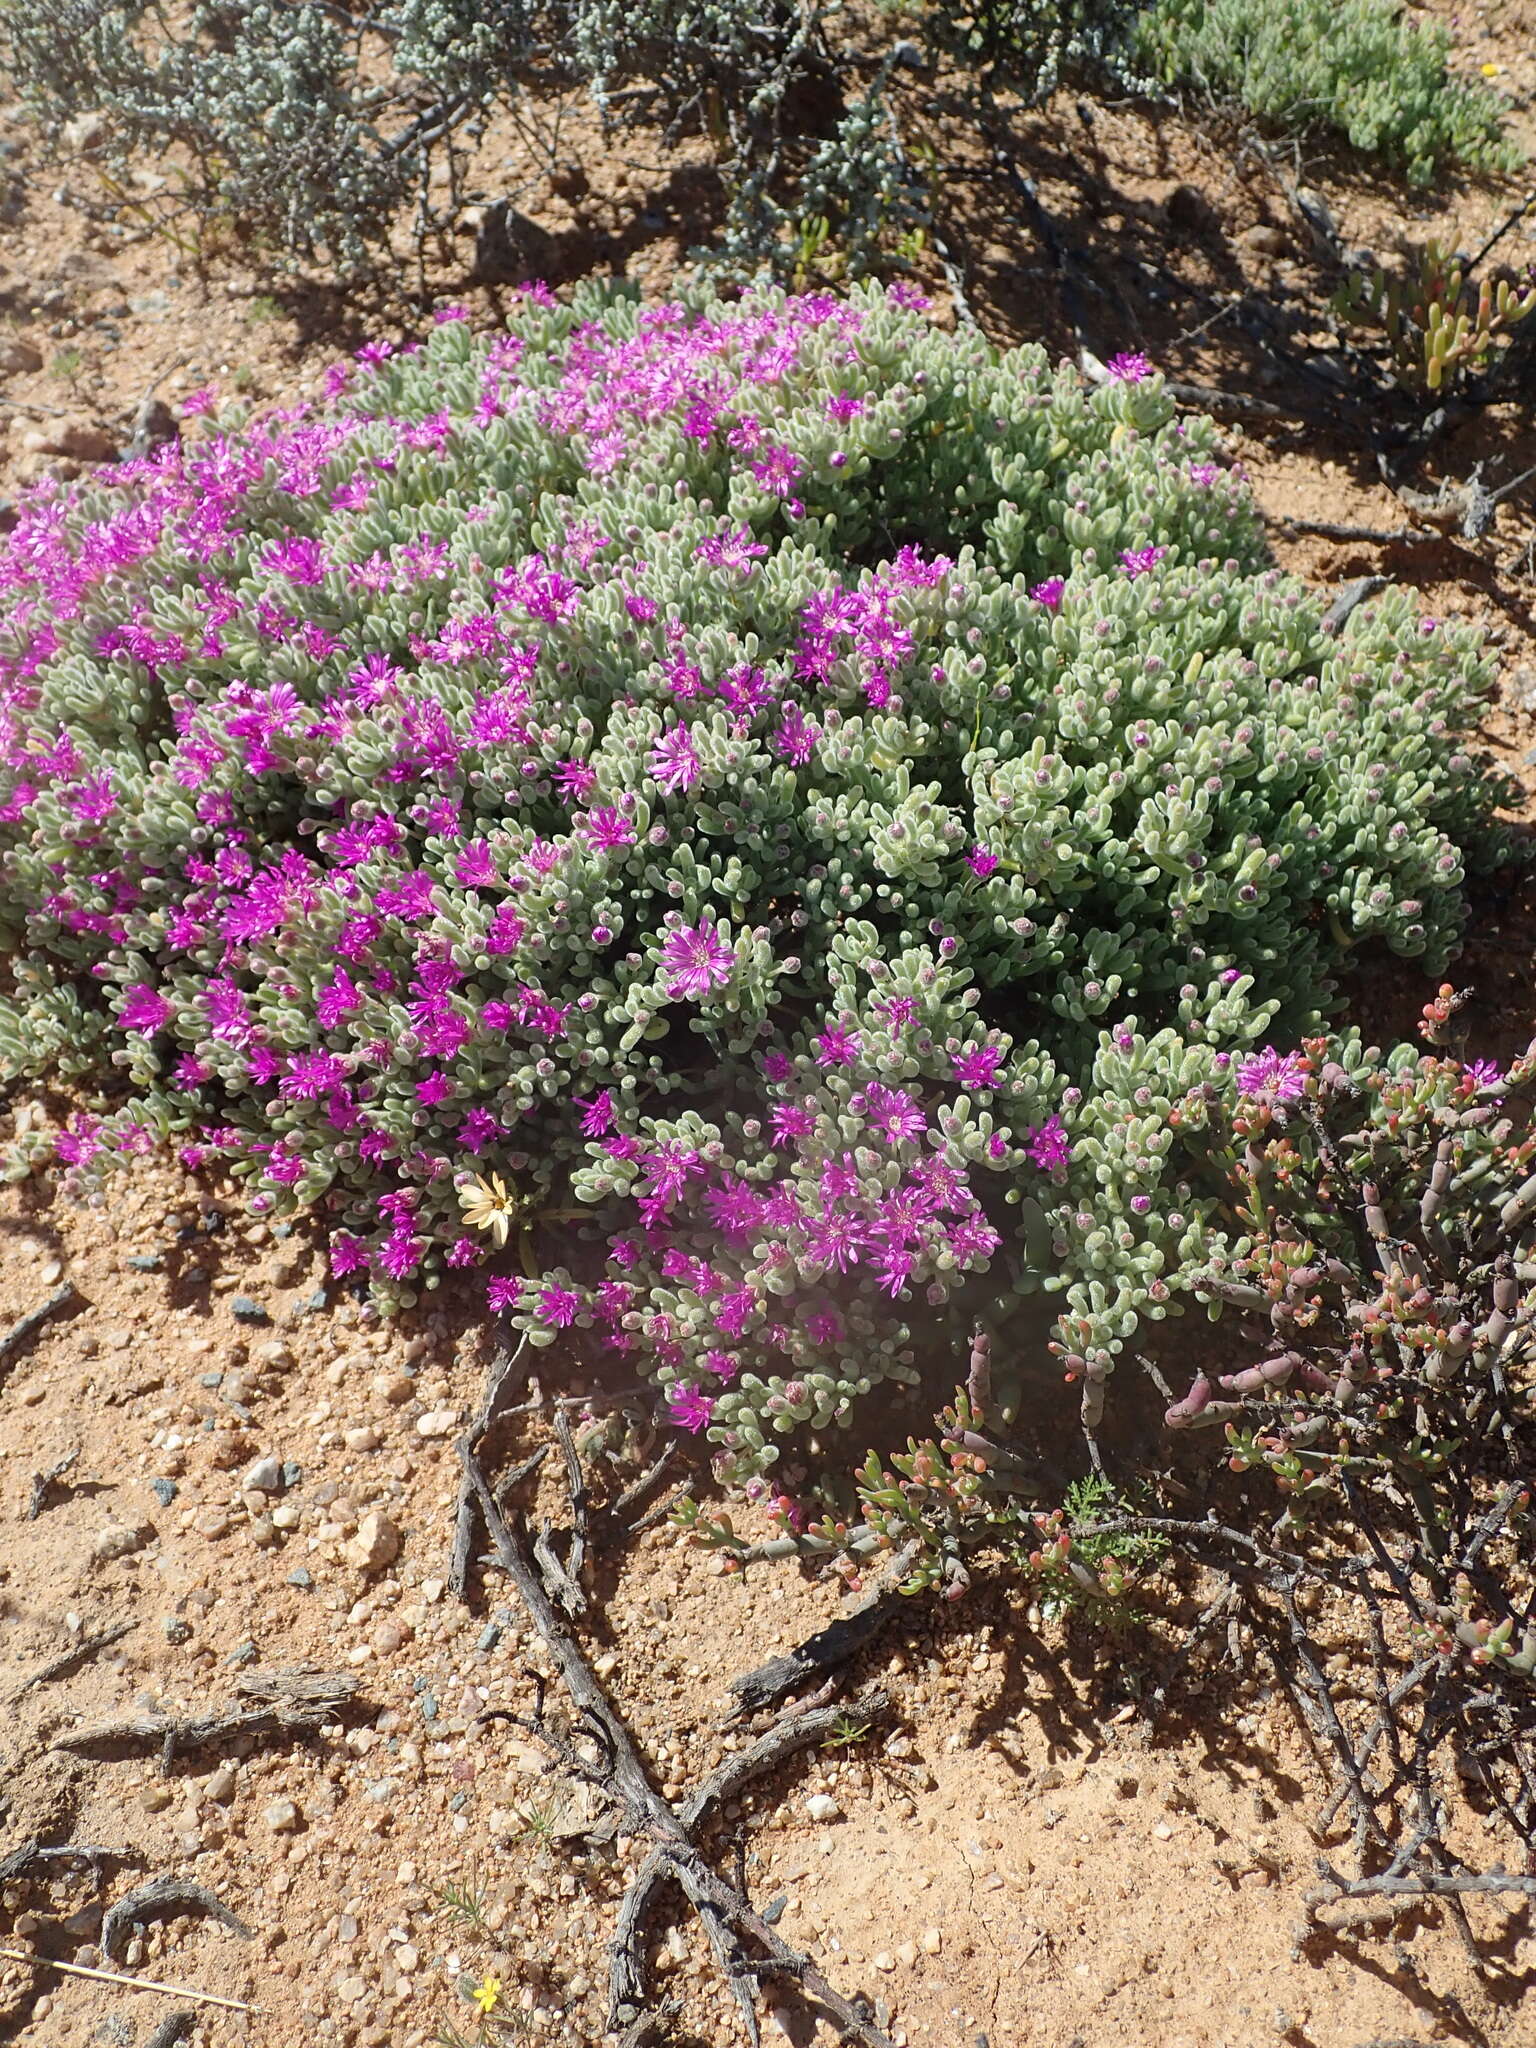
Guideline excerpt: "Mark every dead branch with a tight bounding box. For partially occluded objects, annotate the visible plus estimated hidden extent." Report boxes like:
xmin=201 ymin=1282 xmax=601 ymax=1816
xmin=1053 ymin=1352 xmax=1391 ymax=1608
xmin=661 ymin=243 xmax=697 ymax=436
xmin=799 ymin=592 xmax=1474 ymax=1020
xmin=1321 ymin=576 xmax=1388 ymax=635
xmin=0 ymin=1840 xmax=135 ymax=1884
xmin=448 ymin=1337 xmax=531 ymax=1599
xmin=726 ymin=1576 xmax=911 ymax=1720
xmin=461 ymin=1451 xmax=895 ymax=2047
xmin=51 ymin=1667 xmax=357 ymax=1768
xmin=145 ymin=2016 xmax=199 ymax=2048
xmin=0 ymin=1283 xmax=78 ymax=1387
xmin=25 ymin=1448 xmax=80 ymax=1520
xmin=8 ymin=1619 xmax=136 ymax=1704
xmin=1310 ymin=1863 xmax=1536 ymax=1907
xmin=101 ymin=1876 xmax=251 ymax=1961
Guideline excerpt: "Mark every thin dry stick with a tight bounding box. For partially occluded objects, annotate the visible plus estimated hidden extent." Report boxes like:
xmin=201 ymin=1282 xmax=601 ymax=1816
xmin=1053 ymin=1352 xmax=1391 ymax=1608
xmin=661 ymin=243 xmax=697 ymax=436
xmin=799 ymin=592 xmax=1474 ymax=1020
xmin=462 ymin=1455 xmax=894 ymax=2048
xmin=0 ymin=1948 xmax=253 ymax=2013
xmin=8 ymin=1619 xmax=136 ymax=1704
xmin=0 ymin=1282 xmax=78 ymax=1387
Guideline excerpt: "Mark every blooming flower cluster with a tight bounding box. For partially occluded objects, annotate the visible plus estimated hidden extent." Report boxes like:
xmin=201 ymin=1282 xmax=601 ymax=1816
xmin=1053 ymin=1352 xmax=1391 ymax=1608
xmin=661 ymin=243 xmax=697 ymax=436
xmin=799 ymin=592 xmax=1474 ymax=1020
xmin=0 ymin=278 xmax=1510 ymax=1484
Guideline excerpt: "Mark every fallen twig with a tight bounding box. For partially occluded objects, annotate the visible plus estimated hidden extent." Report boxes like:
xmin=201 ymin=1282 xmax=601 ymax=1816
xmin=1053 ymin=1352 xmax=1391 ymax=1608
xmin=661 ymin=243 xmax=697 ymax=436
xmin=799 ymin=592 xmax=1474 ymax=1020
xmin=0 ymin=1283 xmax=78 ymax=1388
xmin=1321 ymin=576 xmax=1388 ymax=636
xmin=462 ymin=1453 xmax=895 ymax=2047
xmin=8 ymin=1619 xmax=136 ymax=1704
xmin=0 ymin=1839 xmax=135 ymax=1884
xmin=51 ymin=1666 xmax=357 ymax=1768
xmin=26 ymin=1448 xmax=80 ymax=1520
xmin=726 ymin=1573 xmax=913 ymax=1720
xmin=1310 ymin=1863 xmax=1536 ymax=1906
xmin=447 ymin=1338 xmax=530 ymax=1599
xmin=145 ymin=2015 xmax=199 ymax=2048
xmin=101 ymin=1876 xmax=251 ymax=1960
xmin=0 ymin=1946 xmax=253 ymax=2013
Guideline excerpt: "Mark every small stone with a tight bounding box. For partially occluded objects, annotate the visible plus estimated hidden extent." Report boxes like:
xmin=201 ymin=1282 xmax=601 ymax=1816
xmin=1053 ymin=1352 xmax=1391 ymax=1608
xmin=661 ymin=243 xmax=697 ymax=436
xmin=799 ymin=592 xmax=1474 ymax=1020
xmin=919 ymin=1928 xmax=942 ymax=1955
xmin=896 ymin=1941 xmax=918 ymax=1967
xmin=39 ymin=1258 xmax=64 ymax=1284
xmin=287 ymin=1567 xmax=314 ymax=1589
xmin=345 ymin=1510 xmax=402 ymax=1572
xmin=375 ymin=1373 xmax=415 ymax=1405
xmin=344 ymin=1426 xmax=382 ymax=1453
xmin=1243 ymin=223 xmax=1290 ymax=257
xmin=804 ymin=1794 xmax=840 ymax=1822
xmin=162 ymin=1617 xmax=193 ymax=1646
xmin=256 ymin=1341 xmax=295 ymax=1372
xmin=139 ymin=1786 xmax=173 ymax=1814
xmin=242 ymin=1455 xmax=285 ymax=1494
xmin=414 ymin=1408 xmax=458 ymax=1438
xmin=1153 ymin=1822 xmax=1174 ymax=1840
xmin=336 ymin=1974 xmax=368 ymax=2003
xmin=195 ymin=1509 xmax=231 ymax=1541
xmin=873 ymin=1952 xmax=896 ymax=1973
xmin=371 ymin=1619 xmax=412 ymax=1655
xmin=92 ymin=1521 xmax=153 ymax=1563
xmin=394 ymin=1943 xmax=420 ymax=1972
xmin=271 ymin=1503 xmax=301 ymax=1530
xmin=264 ymin=1799 xmax=301 ymax=1833
xmin=249 ymin=1515 xmax=279 ymax=1549
xmin=0 ymin=336 xmax=43 ymax=376
xmin=63 ymin=110 xmax=110 ymax=153
xmin=230 ymin=1295 xmax=269 ymax=1323
xmin=204 ymin=1766 xmax=237 ymax=1804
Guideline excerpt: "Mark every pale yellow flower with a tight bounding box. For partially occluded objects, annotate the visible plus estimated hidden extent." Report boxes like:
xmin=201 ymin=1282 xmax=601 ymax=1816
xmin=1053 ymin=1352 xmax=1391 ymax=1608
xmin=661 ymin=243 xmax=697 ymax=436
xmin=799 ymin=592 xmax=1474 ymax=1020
xmin=471 ymin=1973 xmax=501 ymax=2014
xmin=457 ymin=1172 xmax=520 ymax=1247
xmin=1482 ymin=61 xmax=1504 ymax=77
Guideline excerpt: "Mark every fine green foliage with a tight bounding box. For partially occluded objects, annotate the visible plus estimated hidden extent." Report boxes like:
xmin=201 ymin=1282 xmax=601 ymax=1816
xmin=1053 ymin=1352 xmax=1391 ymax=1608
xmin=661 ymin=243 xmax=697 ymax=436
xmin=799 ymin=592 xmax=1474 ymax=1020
xmin=0 ymin=281 xmax=1512 ymax=1509
xmin=1133 ymin=0 xmax=1520 ymax=186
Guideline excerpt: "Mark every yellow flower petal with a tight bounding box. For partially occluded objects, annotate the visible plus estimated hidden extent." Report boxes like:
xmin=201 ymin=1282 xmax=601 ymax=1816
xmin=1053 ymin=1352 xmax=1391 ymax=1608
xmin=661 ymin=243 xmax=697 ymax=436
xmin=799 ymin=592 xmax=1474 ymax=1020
xmin=471 ymin=1973 xmax=501 ymax=2013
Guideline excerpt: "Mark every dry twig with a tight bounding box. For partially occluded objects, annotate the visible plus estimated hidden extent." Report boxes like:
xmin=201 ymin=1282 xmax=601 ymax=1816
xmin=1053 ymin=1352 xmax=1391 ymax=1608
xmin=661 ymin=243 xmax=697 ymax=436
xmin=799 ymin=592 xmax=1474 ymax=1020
xmin=51 ymin=1667 xmax=357 ymax=1768
xmin=0 ymin=1283 xmax=78 ymax=1388
xmin=8 ymin=1619 xmax=136 ymax=1704
xmin=101 ymin=1876 xmax=251 ymax=1960
xmin=0 ymin=1946 xmax=252 ymax=2013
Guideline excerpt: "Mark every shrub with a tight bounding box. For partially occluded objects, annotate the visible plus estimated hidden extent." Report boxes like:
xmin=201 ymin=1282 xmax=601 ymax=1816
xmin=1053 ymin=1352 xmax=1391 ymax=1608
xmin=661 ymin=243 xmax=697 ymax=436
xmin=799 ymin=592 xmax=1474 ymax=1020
xmin=0 ymin=281 xmax=1512 ymax=1501
xmin=1133 ymin=0 xmax=1520 ymax=186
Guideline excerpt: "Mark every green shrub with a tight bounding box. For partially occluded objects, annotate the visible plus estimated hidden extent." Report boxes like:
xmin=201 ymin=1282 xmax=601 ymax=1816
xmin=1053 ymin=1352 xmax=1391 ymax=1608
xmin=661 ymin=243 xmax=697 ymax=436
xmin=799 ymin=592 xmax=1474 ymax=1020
xmin=1134 ymin=0 xmax=1520 ymax=184
xmin=0 ymin=281 xmax=1512 ymax=1506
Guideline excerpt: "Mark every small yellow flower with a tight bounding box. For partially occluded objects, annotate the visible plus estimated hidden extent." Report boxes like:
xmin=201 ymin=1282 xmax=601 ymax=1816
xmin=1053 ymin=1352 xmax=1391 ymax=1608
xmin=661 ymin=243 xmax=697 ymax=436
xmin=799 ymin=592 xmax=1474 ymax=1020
xmin=457 ymin=1172 xmax=520 ymax=1247
xmin=1482 ymin=61 xmax=1503 ymax=77
xmin=471 ymin=1973 xmax=501 ymax=2015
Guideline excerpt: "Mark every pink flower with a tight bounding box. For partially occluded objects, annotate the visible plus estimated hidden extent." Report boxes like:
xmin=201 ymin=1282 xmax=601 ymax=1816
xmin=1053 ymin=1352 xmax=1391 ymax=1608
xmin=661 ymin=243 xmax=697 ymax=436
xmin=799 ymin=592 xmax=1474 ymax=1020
xmin=1106 ymin=351 xmax=1152 ymax=383
xmin=534 ymin=1283 xmax=581 ymax=1328
xmin=119 ymin=983 xmax=173 ymax=1034
xmin=1236 ymin=1047 xmax=1307 ymax=1106
xmin=668 ymin=1385 xmax=715 ymax=1433
xmin=951 ymin=1045 xmax=1002 ymax=1090
xmin=487 ymin=1275 xmax=522 ymax=1311
xmin=1030 ymin=577 xmax=1065 ymax=608
xmin=966 ymin=846 xmax=1000 ymax=879
xmin=1120 ymin=545 xmax=1167 ymax=579
xmin=813 ymin=1024 xmax=859 ymax=1069
xmin=649 ymin=726 xmax=700 ymax=792
xmin=860 ymin=1082 xmax=927 ymax=1146
xmin=659 ymin=918 xmax=735 ymax=1000
xmin=579 ymin=1091 xmax=615 ymax=1137
xmin=1026 ymin=1116 xmax=1070 ymax=1172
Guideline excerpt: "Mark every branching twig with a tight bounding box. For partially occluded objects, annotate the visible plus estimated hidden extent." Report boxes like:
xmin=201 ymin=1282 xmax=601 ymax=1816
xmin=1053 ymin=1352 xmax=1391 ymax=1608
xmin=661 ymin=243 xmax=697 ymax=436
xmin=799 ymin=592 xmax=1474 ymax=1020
xmin=0 ymin=1282 xmax=78 ymax=1388
xmin=8 ymin=1619 xmax=136 ymax=1703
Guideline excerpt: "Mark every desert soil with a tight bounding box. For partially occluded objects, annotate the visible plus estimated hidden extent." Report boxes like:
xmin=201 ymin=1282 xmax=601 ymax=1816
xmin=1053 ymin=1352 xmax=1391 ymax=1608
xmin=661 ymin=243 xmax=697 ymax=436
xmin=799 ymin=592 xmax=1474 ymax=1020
xmin=2 ymin=10 xmax=1536 ymax=2047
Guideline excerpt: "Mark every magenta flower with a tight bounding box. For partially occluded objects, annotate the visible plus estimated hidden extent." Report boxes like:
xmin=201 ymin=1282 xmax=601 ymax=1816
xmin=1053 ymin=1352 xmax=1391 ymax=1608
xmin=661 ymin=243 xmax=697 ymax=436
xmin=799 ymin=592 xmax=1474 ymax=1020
xmin=1236 ymin=1048 xmax=1307 ymax=1106
xmin=860 ymin=1082 xmax=927 ymax=1146
xmin=659 ymin=918 xmax=735 ymax=1000
xmin=486 ymin=1275 xmax=522 ymax=1312
xmin=1465 ymin=1058 xmax=1503 ymax=1089
xmin=119 ymin=983 xmax=173 ymax=1034
xmin=966 ymin=846 xmax=1000 ymax=879
xmin=668 ymin=1385 xmax=715 ymax=1433
xmin=1026 ymin=1116 xmax=1070 ymax=1172
xmin=951 ymin=1045 xmax=1002 ymax=1090
xmin=579 ymin=1090 xmax=615 ymax=1137
xmin=770 ymin=1102 xmax=817 ymax=1143
xmin=649 ymin=726 xmax=700 ymax=792
xmin=534 ymin=1282 xmax=581 ymax=1328
xmin=1120 ymin=545 xmax=1167 ymax=579
xmin=812 ymin=1024 xmax=859 ymax=1068
xmin=1106 ymin=351 xmax=1152 ymax=383
xmin=1030 ymin=578 xmax=1065 ymax=608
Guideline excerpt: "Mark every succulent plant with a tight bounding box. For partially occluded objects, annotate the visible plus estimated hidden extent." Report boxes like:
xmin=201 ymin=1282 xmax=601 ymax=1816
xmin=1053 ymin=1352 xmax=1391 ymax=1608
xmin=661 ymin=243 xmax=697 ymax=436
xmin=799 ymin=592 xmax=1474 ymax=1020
xmin=0 ymin=280 xmax=1513 ymax=1503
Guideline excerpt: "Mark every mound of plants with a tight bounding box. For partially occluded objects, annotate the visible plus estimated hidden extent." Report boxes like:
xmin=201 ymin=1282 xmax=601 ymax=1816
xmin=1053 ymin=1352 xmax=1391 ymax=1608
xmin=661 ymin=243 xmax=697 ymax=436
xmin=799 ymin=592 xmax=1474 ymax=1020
xmin=0 ymin=280 xmax=1514 ymax=1507
xmin=1134 ymin=0 xmax=1518 ymax=186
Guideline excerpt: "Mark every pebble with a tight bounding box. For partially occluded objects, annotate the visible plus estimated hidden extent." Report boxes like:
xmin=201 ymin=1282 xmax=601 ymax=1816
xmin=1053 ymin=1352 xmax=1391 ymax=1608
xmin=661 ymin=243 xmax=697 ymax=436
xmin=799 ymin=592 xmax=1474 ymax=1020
xmin=287 ymin=1567 xmax=314 ymax=1589
xmin=344 ymin=1426 xmax=382 ymax=1453
xmin=195 ymin=1509 xmax=231 ymax=1541
xmin=139 ymin=1786 xmax=173 ymax=1814
xmin=243 ymin=1454 xmax=285 ymax=1493
xmin=204 ymin=1767 xmax=237 ymax=1804
xmin=804 ymin=1795 xmax=841 ymax=1822
xmin=371 ymin=1619 xmax=412 ymax=1655
xmin=414 ymin=1408 xmax=458 ymax=1438
xmin=919 ymin=1928 xmax=942 ymax=1955
xmin=264 ymin=1799 xmax=302 ymax=1833
xmin=230 ymin=1295 xmax=270 ymax=1323
xmin=92 ymin=1521 xmax=153 ymax=1563
xmin=873 ymin=1952 xmax=896 ymax=1973
xmin=345 ymin=1510 xmax=402 ymax=1571
xmin=336 ymin=1974 xmax=368 ymax=2003
xmin=162 ymin=1617 xmax=192 ymax=1645
xmin=375 ymin=1372 xmax=415 ymax=1405
xmin=249 ymin=1515 xmax=280 ymax=1549
xmin=257 ymin=1341 xmax=296 ymax=1372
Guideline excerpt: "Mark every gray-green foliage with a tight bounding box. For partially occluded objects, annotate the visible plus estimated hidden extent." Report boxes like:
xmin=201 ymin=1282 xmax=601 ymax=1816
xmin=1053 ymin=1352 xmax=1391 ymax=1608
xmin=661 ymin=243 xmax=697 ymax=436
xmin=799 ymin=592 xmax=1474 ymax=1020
xmin=0 ymin=279 xmax=1514 ymax=1490
xmin=1134 ymin=0 xmax=1519 ymax=185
